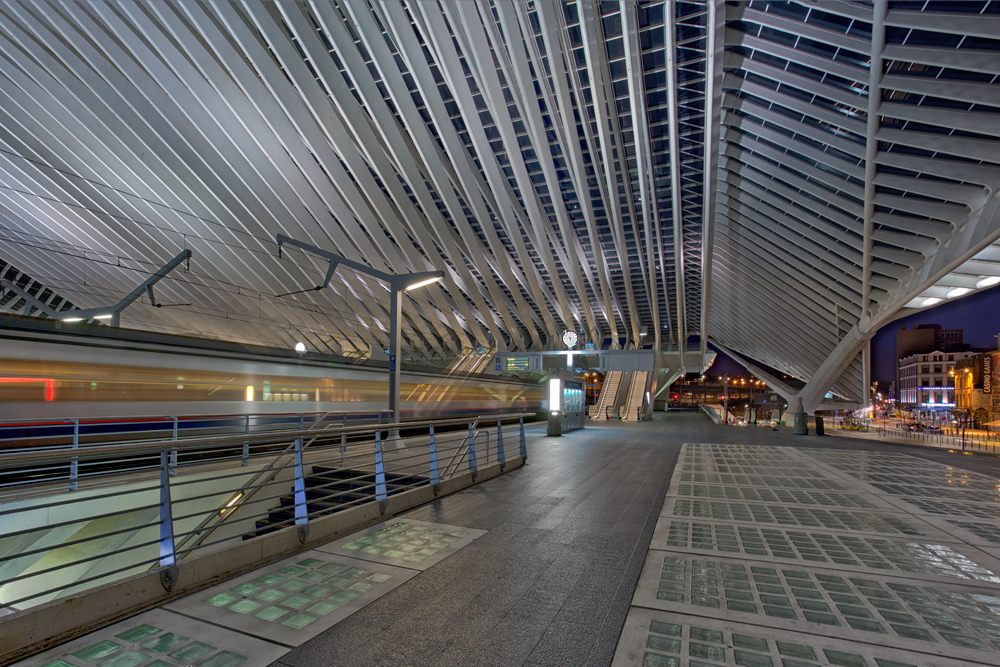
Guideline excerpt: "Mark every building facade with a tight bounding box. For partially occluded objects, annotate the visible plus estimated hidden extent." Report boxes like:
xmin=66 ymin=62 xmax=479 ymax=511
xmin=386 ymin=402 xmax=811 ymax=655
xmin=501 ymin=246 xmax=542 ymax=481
xmin=898 ymin=349 xmax=976 ymax=419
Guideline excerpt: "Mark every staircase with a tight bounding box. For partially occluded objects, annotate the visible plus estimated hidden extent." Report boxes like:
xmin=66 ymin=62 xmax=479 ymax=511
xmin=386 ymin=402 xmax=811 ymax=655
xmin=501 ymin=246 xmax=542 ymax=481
xmin=246 ymin=466 xmax=427 ymax=538
xmin=593 ymin=371 xmax=623 ymax=418
xmin=623 ymin=371 xmax=649 ymax=421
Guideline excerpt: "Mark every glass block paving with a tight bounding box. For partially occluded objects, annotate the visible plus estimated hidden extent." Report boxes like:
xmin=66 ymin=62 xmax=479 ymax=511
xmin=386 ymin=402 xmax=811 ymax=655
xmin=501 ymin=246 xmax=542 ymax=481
xmin=675 ymin=472 xmax=851 ymax=490
xmin=630 ymin=552 xmax=1000 ymax=663
xmin=166 ymin=551 xmax=416 ymax=646
xmin=611 ymin=608 xmax=976 ymax=667
xmin=622 ymin=443 xmax=1000 ymax=665
xmin=946 ymin=520 xmax=1000 ymax=545
xmin=902 ymin=498 xmax=1000 ymax=520
xmin=15 ymin=609 xmax=287 ymax=667
xmin=662 ymin=499 xmax=942 ymax=538
xmin=670 ymin=484 xmax=881 ymax=510
xmin=650 ymin=519 xmax=1000 ymax=583
xmin=315 ymin=518 xmax=485 ymax=571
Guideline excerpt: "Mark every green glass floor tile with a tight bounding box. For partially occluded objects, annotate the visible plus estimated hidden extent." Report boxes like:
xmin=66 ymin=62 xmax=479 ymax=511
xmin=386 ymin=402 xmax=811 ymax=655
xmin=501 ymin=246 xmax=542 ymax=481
xmin=146 ymin=661 xmax=175 ymax=667
xmin=366 ymin=572 xmax=392 ymax=582
xmin=340 ymin=542 xmax=362 ymax=550
xmin=230 ymin=583 xmax=261 ymax=596
xmin=383 ymin=549 xmax=405 ymax=558
xmin=254 ymin=606 xmax=288 ymax=622
xmin=114 ymin=625 xmax=160 ymax=643
xmin=325 ymin=575 xmax=351 ymax=587
xmin=650 ymin=621 xmax=682 ymax=637
xmin=776 ymin=642 xmax=816 ymax=659
xmin=642 ymin=651 xmax=680 ymax=666
xmin=303 ymin=585 xmax=333 ymax=597
xmin=169 ymin=642 xmax=216 ymax=662
xmin=297 ymin=558 xmax=324 ymax=568
xmin=141 ymin=633 xmax=188 ymax=652
xmin=254 ymin=588 xmax=286 ymax=602
xmin=941 ymin=632 xmax=985 ymax=648
xmin=254 ymin=574 xmax=284 ymax=586
xmin=197 ymin=651 xmax=247 ymax=667
xmin=277 ymin=566 xmax=305 ymax=576
xmin=360 ymin=546 xmax=382 ymax=554
xmin=204 ymin=593 xmax=239 ymax=608
xmin=343 ymin=568 xmax=369 ymax=577
xmin=299 ymin=571 xmax=326 ymax=582
xmin=329 ymin=591 xmax=357 ymax=603
xmin=281 ymin=594 xmax=312 ymax=609
xmin=96 ymin=650 xmax=149 ymax=667
xmin=347 ymin=581 xmax=375 ymax=592
xmin=733 ymin=635 xmax=768 ymax=652
xmin=228 ymin=600 xmax=262 ymax=615
xmin=41 ymin=660 xmax=75 ymax=667
xmin=280 ymin=613 xmax=317 ymax=629
xmin=319 ymin=563 xmax=346 ymax=574
xmin=822 ymin=649 xmax=868 ymax=666
xmin=72 ymin=641 xmax=122 ymax=662
xmin=304 ymin=601 xmax=339 ymax=616
xmin=277 ymin=579 xmax=307 ymax=592
xmin=734 ymin=649 xmax=773 ymax=666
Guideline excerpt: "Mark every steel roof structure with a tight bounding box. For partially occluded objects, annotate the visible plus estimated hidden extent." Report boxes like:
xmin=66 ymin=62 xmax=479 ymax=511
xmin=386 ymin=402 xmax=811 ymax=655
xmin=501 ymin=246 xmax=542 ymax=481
xmin=1 ymin=0 xmax=999 ymax=412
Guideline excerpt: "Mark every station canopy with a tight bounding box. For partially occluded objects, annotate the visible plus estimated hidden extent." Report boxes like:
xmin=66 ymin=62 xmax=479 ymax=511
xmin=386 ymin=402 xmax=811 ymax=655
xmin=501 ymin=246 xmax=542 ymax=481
xmin=1 ymin=0 xmax=999 ymax=404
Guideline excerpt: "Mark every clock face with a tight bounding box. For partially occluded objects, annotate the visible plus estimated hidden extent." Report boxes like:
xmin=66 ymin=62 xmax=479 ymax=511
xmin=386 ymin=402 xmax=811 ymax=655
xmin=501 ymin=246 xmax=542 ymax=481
xmin=562 ymin=330 xmax=578 ymax=347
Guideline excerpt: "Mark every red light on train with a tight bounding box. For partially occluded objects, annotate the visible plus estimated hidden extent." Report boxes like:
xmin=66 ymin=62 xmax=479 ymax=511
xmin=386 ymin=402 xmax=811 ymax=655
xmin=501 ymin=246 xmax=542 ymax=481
xmin=0 ymin=377 xmax=55 ymax=401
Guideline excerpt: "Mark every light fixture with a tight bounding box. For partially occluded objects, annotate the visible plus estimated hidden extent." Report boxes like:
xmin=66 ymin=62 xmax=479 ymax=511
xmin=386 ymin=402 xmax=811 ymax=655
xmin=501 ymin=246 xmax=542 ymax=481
xmin=946 ymin=287 xmax=970 ymax=299
xmin=404 ymin=276 xmax=443 ymax=291
xmin=60 ymin=317 xmax=84 ymax=323
xmin=93 ymin=313 xmax=113 ymax=320
xmin=294 ymin=342 xmax=306 ymax=354
xmin=977 ymin=276 xmax=1000 ymax=288
xmin=921 ymin=297 xmax=941 ymax=307
xmin=245 ymin=385 xmax=254 ymax=402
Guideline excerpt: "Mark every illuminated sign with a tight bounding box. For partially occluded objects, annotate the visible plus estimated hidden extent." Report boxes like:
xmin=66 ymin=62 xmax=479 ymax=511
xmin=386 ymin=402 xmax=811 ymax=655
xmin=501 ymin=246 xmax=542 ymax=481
xmin=985 ymin=356 xmax=992 ymax=394
xmin=505 ymin=358 xmax=530 ymax=372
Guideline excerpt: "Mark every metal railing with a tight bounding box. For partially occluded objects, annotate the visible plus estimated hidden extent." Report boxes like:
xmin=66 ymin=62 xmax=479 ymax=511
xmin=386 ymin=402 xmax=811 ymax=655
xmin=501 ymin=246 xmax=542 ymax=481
xmin=0 ymin=413 xmax=532 ymax=613
xmin=829 ymin=419 xmax=1000 ymax=453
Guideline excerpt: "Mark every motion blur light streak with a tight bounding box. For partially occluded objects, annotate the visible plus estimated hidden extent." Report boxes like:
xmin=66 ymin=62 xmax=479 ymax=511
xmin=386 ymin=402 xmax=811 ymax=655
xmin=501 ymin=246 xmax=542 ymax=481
xmin=0 ymin=377 xmax=55 ymax=401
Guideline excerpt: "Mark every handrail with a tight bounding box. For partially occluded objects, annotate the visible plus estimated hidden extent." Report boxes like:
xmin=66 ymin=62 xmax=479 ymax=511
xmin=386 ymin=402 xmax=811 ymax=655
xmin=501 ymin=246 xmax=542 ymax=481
xmin=442 ymin=426 xmax=490 ymax=478
xmin=0 ymin=411 xmax=535 ymax=620
xmin=0 ymin=413 xmax=536 ymax=467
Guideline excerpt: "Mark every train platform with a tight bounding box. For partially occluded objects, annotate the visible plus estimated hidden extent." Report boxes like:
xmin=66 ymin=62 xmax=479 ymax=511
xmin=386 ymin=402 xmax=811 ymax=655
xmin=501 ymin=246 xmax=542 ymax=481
xmin=13 ymin=413 xmax=1000 ymax=667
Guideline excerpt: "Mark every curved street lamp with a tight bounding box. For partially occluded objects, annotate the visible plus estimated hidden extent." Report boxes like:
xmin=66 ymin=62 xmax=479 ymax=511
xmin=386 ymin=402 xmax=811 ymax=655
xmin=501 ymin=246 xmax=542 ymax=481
xmin=276 ymin=235 xmax=443 ymax=436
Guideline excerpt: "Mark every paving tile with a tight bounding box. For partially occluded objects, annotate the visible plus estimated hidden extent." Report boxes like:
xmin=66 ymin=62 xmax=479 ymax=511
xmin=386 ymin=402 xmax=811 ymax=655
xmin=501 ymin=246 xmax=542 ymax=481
xmin=612 ymin=607 xmax=977 ymax=666
xmin=15 ymin=609 xmax=287 ymax=667
xmin=313 ymin=518 xmax=485 ymax=571
xmin=166 ymin=552 xmax=415 ymax=646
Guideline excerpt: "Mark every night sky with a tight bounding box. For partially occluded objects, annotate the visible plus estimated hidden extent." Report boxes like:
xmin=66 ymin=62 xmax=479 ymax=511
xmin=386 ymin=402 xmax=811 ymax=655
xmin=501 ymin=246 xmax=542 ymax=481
xmin=706 ymin=284 xmax=1000 ymax=384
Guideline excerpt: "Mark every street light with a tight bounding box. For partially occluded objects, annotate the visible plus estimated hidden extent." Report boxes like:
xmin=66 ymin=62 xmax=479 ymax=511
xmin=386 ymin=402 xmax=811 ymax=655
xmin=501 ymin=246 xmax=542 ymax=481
xmin=276 ymin=235 xmax=443 ymax=437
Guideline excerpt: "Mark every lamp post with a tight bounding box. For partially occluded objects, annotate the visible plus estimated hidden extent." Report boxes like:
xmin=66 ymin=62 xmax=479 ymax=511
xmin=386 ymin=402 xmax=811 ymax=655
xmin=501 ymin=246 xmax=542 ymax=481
xmin=723 ymin=375 xmax=730 ymax=423
xmin=276 ymin=235 xmax=443 ymax=439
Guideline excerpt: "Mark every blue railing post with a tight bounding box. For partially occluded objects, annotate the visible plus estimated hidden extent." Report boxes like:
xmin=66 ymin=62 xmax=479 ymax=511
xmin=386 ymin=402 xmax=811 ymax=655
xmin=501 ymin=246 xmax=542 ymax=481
xmin=69 ymin=419 xmax=80 ymax=491
xmin=340 ymin=415 xmax=347 ymax=464
xmin=467 ymin=421 xmax=478 ymax=479
xmin=170 ymin=416 xmax=178 ymax=477
xmin=375 ymin=429 xmax=388 ymax=512
xmin=428 ymin=425 xmax=440 ymax=490
xmin=519 ymin=416 xmax=527 ymax=460
xmin=242 ymin=414 xmax=250 ymax=467
xmin=497 ymin=419 xmax=505 ymax=469
xmin=293 ymin=435 xmax=309 ymax=542
xmin=159 ymin=448 xmax=178 ymax=590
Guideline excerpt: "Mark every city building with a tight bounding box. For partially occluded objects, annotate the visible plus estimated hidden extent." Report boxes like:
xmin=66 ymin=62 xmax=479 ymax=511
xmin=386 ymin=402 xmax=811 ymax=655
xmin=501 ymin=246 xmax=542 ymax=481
xmin=897 ymin=349 xmax=976 ymax=421
xmin=955 ymin=350 xmax=1000 ymax=431
xmin=894 ymin=324 xmax=969 ymax=401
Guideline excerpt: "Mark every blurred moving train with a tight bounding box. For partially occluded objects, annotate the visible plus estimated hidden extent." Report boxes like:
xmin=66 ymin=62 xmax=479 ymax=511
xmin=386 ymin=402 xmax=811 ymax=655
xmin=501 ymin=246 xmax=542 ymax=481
xmin=0 ymin=314 xmax=545 ymax=422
